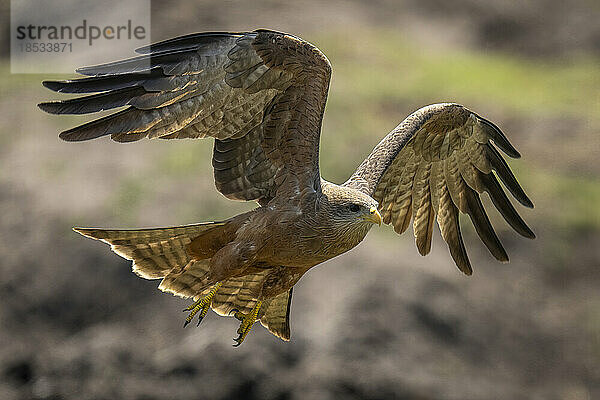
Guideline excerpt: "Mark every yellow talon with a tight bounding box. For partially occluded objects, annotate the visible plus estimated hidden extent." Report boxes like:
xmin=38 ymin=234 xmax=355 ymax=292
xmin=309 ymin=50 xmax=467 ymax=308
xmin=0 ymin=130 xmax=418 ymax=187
xmin=183 ymin=282 xmax=222 ymax=327
xmin=232 ymin=301 xmax=262 ymax=347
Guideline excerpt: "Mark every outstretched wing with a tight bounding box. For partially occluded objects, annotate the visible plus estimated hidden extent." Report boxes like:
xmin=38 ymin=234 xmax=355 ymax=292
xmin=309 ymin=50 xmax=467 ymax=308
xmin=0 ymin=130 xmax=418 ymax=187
xmin=39 ymin=30 xmax=332 ymax=204
xmin=345 ymin=103 xmax=534 ymax=274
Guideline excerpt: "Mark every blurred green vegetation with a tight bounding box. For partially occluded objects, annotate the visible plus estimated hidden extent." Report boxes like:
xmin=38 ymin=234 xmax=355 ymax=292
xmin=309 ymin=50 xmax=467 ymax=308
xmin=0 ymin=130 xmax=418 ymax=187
xmin=515 ymin=165 xmax=600 ymax=231
xmin=317 ymin=30 xmax=600 ymax=118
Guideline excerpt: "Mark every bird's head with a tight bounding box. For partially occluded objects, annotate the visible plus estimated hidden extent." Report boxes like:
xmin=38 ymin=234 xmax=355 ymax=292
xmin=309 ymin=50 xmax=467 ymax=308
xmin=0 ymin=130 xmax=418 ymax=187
xmin=319 ymin=183 xmax=382 ymax=231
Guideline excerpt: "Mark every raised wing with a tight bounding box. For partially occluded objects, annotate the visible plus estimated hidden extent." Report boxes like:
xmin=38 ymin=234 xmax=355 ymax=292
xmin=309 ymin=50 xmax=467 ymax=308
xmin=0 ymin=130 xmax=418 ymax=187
xmin=39 ymin=30 xmax=332 ymax=204
xmin=345 ymin=103 xmax=534 ymax=274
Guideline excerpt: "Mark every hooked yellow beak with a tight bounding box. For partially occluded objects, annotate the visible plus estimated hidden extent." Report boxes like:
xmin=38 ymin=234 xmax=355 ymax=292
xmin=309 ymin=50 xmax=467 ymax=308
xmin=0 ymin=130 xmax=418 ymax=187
xmin=363 ymin=206 xmax=382 ymax=226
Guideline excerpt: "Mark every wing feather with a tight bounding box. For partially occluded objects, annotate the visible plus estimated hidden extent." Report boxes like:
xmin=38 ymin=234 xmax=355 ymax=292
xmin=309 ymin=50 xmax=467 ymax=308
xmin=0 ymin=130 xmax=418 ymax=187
xmin=345 ymin=103 xmax=534 ymax=274
xmin=40 ymin=30 xmax=332 ymax=204
xmin=462 ymin=183 xmax=508 ymax=262
xmin=444 ymin=155 xmax=469 ymax=213
xmin=383 ymin=152 xmax=418 ymax=231
xmin=437 ymin=185 xmax=472 ymax=274
xmin=479 ymin=172 xmax=535 ymax=238
xmin=412 ymin=162 xmax=435 ymax=255
xmin=486 ymin=144 xmax=533 ymax=207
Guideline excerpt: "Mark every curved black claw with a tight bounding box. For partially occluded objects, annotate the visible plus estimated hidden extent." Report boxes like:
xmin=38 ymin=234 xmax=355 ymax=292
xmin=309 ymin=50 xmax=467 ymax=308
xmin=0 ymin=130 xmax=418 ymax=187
xmin=232 ymin=319 xmax=249 ymax=346
xmin=229 ymin=308 xmax=239 ymax=316
xmin=196 ymin=315 xmax=205 ymax=327
xmin=232 ymin=333 xmax=244 ymax=347
xmin=230 ymin=301 xmax=262 ymax=347
xmin=183 ymin=320 xmax=191 ymax=328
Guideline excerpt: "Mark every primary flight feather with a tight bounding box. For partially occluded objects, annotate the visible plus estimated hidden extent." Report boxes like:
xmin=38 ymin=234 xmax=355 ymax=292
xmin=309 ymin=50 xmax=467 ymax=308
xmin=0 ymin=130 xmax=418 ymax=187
xmin=39 ymin=29 xmax=534 ymax=345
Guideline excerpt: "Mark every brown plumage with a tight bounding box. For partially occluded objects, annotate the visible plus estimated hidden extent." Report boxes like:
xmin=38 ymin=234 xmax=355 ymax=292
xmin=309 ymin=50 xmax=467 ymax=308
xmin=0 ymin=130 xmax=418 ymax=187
xmin=40 ymin=29 xmax=534 ymax=344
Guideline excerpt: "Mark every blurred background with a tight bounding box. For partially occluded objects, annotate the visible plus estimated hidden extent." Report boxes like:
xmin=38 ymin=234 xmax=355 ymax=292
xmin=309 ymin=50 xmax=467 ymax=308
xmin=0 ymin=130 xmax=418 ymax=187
xmin=1 ymin=0 xmax=599 ymax=399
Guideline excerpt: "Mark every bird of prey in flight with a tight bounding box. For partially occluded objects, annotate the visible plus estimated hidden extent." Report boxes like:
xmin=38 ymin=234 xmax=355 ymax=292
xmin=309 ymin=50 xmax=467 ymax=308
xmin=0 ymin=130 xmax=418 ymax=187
xmin=39 ymin=29 xmax=534 ymax=346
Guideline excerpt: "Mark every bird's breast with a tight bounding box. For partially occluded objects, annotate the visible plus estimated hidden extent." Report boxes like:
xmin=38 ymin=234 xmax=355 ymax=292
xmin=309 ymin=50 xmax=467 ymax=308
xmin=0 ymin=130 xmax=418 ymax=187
xmin=245 ymin=206 xmax=371 ymax=268
xmin=261 ymin=222 xmax=370 ymax=268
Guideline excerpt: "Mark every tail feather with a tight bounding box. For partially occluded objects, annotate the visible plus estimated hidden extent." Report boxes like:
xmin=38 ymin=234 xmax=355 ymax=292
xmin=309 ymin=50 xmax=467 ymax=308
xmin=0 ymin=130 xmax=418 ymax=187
xmin=260 ymin=289 xmax=293 ymax=341
xmin=210 ymin=271 xmax=293 ymax=341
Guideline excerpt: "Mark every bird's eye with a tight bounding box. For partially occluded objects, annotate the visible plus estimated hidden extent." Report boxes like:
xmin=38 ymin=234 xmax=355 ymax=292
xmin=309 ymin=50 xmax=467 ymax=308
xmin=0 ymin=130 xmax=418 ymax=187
xmin=349 ymin=204 xmax=360 ymax=213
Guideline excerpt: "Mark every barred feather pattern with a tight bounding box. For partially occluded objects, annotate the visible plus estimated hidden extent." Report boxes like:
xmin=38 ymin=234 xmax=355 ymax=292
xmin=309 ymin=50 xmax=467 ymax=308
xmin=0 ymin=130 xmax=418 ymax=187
xmin=345 ymin=103 xmax=534 ymax=274
xmin=211 ymin=271 xmax=294 ymax=340
xmin=39 ymin=29 xmax=331 ymax=204
xmin=163 ymin=266 xmax=293 ymax=340
xmin=75 ymin=222 xmax=294 ymax=340
xmin=212 ymin=125 xmax=281 ymax=202
xmin=74 ymin=223 xmax=225 ymax=279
